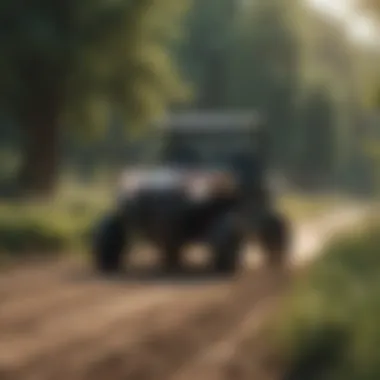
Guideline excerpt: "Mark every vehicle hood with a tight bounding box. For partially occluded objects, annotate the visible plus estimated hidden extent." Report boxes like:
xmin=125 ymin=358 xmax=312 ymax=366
xmin=118 ymin=165 xmax=237 ymax=199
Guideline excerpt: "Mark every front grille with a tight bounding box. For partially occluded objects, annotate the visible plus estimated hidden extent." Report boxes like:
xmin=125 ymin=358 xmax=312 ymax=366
xmin=134 ymin=188 xmax=186 ymax=242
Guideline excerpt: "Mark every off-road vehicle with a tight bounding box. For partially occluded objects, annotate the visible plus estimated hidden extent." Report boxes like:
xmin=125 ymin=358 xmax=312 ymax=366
xmin=92 ymin=111 xmax=290 ymax=275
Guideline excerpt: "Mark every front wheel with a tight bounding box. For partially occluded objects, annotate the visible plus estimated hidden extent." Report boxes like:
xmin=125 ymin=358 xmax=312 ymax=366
xmin=257 ymin=211 xmax=291 ymax=269
xmin=208 ymin=214 xmax=243 ymax=275
xmin=92 ymin=212 xmax=126 ymax=274
xmin=162 ymin=241 xmax=183 ymax=273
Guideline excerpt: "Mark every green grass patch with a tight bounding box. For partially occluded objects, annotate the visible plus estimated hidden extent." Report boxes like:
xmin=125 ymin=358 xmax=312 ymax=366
xmin=0 ymin=182 xmax=112 ymax=259
xmin=271 ymin=216 xmax=380 ymax=380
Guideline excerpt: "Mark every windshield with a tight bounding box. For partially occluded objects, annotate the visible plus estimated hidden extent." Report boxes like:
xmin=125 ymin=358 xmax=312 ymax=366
xmin=128 ymin=130 xmax=259 ymax=169
xmin=162 ymin=131 xmax=258 ymax=168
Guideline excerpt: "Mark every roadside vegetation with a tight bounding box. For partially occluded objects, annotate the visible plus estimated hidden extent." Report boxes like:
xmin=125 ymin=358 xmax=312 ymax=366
xmin=0 ymin=180 xmax=112 ymax=265
xmin=0 ymin=181 xmax=338 ymax=265
xmin=271 ymin=215 xmax=380 ymax=380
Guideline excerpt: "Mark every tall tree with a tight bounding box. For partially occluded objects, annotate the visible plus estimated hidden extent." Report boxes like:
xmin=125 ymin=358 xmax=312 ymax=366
xmin=176 ymin=0 xmax=238 ymax=108
xmin=226 ymin=0 xmax=303 ymax=170
xmin=0 ymin=0 xmax=189 ymax=196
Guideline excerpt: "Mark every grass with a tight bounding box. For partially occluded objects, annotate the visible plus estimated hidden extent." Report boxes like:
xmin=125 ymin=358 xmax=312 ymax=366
xmin=0 ymin=181 xmax=112 ymax=263
xmin=270 ymin=215 xmax=380 ymax=380
xmin=0 ymin=181 xmax=340 ymax=263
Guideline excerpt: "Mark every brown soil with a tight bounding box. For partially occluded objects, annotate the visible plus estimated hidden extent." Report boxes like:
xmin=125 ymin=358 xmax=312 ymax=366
xmin=0 ymin=208 xmax=365 ymax=380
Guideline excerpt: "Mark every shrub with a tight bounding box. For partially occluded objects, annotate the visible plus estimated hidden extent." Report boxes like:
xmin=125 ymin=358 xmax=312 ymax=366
xmin=0 ymin=187 xmax=110 ymax=258
xmin=272 ymin=218 xmax=380 ymax=380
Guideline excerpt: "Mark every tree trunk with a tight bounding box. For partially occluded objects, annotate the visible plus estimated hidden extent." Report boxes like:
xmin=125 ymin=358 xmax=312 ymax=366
xmin=18 ymin=100 xmax=61 ymax=198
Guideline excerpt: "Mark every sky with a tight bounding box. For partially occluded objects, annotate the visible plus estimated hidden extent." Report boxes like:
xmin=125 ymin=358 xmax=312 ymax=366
xmin=308 ymin=0 xmax=380 ymax=45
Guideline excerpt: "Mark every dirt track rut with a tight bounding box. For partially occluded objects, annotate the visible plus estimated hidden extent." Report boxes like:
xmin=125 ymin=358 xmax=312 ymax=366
xmin=0 ymin=207 xmax=366 ymax=380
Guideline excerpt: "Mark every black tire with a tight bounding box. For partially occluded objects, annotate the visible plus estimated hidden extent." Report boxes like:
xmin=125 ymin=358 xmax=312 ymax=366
xmin=257 ymin=211 xmax=290 ymax=268
xmin=209 ymin=214 xmax=243 ymax=275
xmin=93 ymin=213 xmax=126 ymax=274
xmin=162 ymin=243 xmax=182 ymax=273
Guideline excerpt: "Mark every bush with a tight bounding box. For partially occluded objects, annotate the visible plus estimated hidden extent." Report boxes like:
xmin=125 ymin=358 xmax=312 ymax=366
xmin=272 ymin=218 xmax=380 ymax=380
xmin=0 ymin=185 xmax=111 ymax=258
xmin=0 ymin=220 xmax=68 ymax=253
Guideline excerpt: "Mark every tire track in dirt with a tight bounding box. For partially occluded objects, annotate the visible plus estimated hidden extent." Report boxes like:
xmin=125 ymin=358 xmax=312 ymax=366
xmin=0 ymin=250 xmax=160 ymax=333
xmin=0 ymin=278 xmax=236 ymax=380
xmin=212 ymin=321 xmax=283 ymax=380
xmin=75 ymin=271 xmax=287 ymax=380
xmin=0 ymin=278 xmax=145 ymax=333
xmin=169 ymin=296 xmax=280 ymax=380
xmin=22 ymin=281 xmax=233 ymax=380
xmin=0 ymin=258 xmax=69 ymax=281
xmin=0 ymin=206 xmax=368 ymax=380
xmin=0 ymin=259 xmax=78 ymax=302
xmin=0 ymin=286 xmax=184 ymax=369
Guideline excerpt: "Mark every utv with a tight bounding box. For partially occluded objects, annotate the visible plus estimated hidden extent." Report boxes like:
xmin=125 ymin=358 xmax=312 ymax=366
xmin=92 ymin=111 xmax=290 ymax=275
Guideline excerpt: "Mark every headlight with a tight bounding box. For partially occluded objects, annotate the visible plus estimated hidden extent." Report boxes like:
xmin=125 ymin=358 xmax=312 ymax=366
xmin=186 ymin=178 xmax=211 ymax=201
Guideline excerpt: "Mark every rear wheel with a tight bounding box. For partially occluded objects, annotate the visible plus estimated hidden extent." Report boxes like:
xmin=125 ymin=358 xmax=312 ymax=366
xmin=93 ymin=212 xmax=127 ymax=274
xmin=209 ymin=214 xmax=243 ymax=275
xmin=257 ymin=211 xmax=290 ymax=269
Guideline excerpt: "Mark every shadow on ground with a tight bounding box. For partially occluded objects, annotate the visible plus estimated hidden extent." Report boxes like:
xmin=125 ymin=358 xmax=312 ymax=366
xmin=66 ymin=265 xmax=241 ymax=286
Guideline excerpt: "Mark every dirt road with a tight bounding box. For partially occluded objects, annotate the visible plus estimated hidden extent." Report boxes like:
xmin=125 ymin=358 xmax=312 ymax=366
xmin=0 ymin=207 xmax=367 ymax=380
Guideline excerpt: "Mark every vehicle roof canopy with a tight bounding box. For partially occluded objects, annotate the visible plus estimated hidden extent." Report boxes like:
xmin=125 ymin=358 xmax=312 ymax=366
xmin=154 ymin=110 xmax=262 ymax=133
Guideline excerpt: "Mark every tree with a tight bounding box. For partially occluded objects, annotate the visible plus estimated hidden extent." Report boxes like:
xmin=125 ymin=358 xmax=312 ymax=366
xmin=225 ymin=0 xmax=303 ymax=171
xmin=294 ymin=88 xmax=335 ymax=188
xmin=0 ymin=0 xmax=189 ymax=196
xmin=175 ymin=0 xmax=238 ymax=108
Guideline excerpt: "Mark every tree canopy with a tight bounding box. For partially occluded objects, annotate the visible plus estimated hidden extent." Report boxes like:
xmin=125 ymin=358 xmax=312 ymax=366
xmin=0 ymin=0 xmax=190 ymax=194
xmin=1 ymin=0 xmax=379 ymax=197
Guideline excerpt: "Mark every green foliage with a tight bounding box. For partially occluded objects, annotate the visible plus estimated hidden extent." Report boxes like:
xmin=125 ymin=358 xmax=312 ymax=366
xmin=272 ymin=218 xmax=380 ymax=380
xmin=179 ymin=0 xmax=367 ymax=185
xmin=372 ymin=84 xmax=380 ymax=109
xmin=1 ymin=0 xmax=376 ymax=194
xmin=0 ymin=182 xmax=111 ymax=257
xmin=0 ymin=218 xmax=70 ymax=255
xmin=57 ymin=0 xmax=376 ymax=192
xmin=1 ymin=0 xmax=190 ymax=137
xmin=176 ymin=0 xmax=238 ymax=106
